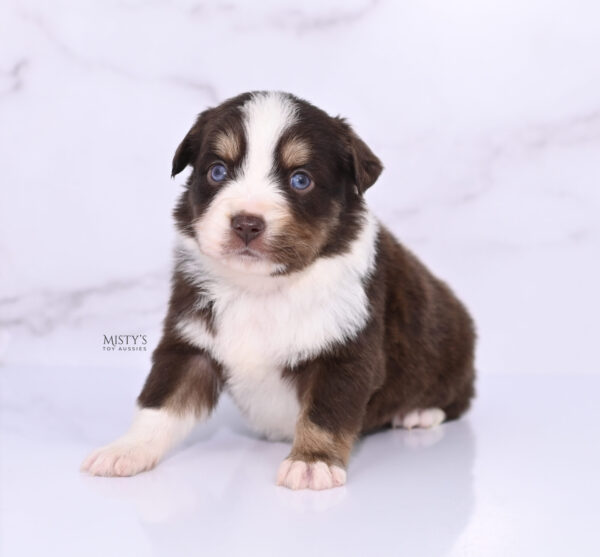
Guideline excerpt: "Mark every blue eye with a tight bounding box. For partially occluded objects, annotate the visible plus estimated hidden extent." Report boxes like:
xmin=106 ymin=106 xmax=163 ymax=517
xmin=290 ymin=171 xmax=312 ymax=191
xmin=209 ymin=163 xmax=227 ymax=183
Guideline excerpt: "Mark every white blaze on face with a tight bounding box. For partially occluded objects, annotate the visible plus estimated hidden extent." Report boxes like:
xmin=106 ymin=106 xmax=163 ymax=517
xmin=194 ymin=92 xmax=298 ymax=274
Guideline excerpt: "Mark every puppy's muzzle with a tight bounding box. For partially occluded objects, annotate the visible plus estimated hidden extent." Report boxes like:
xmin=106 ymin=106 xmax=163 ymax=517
xmin=231 ymin=213 xmax=266 ymax=246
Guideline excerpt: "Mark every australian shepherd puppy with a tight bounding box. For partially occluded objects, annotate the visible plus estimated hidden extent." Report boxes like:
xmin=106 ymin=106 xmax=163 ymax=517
xmin=82 ymin=91 xmax=476 ymax=490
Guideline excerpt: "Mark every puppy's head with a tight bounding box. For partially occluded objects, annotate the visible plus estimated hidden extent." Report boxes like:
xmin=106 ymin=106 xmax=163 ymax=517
xmin=172 ymin=91 xmax=382 ymax=276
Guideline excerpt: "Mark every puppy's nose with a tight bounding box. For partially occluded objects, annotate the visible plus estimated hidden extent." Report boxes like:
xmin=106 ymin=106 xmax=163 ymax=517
xmin=231 ymin=213 xmax=266 ymax=245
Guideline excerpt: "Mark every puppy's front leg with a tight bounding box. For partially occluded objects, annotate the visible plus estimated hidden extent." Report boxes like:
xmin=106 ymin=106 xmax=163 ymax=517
xmin=277 ymin=357 xmax=373 ymax=490
xmin=81 ymin=337 xmax=223 ymax=477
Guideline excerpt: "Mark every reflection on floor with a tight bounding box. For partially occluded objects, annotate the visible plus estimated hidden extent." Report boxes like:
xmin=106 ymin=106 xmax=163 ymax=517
xmin=1 ymin=367 xmax=598 ymax=557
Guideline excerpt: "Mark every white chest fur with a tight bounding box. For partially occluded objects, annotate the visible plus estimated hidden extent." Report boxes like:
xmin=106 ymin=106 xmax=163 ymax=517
xmin=175 ymin=213 xmax=379 ymax=440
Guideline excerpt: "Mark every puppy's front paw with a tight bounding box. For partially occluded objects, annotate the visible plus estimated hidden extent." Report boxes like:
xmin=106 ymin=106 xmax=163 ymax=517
xmin=81 ymin=441 xmax=159 ymax=477
xmin=276 ymin=459 xmax=346 ymax=490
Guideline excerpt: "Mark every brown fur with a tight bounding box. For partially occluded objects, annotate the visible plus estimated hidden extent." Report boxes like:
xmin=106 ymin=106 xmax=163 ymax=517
xmin=140 ymin=91 xmax=476 ymax=477
xmin=289 ymin=419 xmax=354 ymax=468
xmin=137 ymin=274 xmax=223 ymax=414
xmin=283 ymin=224 xmax=476 ymax=459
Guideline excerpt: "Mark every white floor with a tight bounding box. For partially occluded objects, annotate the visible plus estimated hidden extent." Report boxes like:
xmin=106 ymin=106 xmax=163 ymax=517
xmin=1 ymin=366 xmax=598 ymax=557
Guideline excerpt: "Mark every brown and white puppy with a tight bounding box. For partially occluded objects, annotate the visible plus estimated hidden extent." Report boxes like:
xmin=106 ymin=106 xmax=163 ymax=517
xmin=81 ymin=91 xmax=476 ymax=490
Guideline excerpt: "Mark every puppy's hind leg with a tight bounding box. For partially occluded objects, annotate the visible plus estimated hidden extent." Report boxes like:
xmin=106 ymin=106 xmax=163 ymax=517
xmin=391 ymin=408 xmax=446 ymax=430
xmin=81 ymin=339 xmax=223 ymax=477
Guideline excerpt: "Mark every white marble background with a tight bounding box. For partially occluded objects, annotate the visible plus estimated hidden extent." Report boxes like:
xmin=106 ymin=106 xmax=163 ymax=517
xmin=1 ymin=0 xmax=599 ymax=375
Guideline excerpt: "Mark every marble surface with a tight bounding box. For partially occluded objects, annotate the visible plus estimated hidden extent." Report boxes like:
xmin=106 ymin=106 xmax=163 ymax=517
xmin=1 ymin=2 xmax=599 ymax=554
xmin=2 ymin=367 xmax=599 ymax=557
xmin=1 ymin=0 xmax=599 ymax=375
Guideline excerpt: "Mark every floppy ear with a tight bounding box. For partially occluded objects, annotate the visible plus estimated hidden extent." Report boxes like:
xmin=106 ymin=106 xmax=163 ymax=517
xmin=336 ymin=118 xmax=383 ymax=194
xmin=349 ymin=131 xmax=383 ymax=193
xmin=171 ymin=109 xmax=212 ymax=178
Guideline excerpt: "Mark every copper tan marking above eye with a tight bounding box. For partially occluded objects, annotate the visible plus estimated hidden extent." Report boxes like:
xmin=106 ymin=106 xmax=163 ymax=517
xmin=212 ymin=130 xmax=241 ymax=161
xmin=280 ymin=136 xmax=311 ymax=168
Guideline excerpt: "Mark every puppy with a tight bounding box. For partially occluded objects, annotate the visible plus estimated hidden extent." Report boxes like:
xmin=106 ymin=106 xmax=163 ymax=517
xmin=82 ymin=91 xmax=476 ymax=490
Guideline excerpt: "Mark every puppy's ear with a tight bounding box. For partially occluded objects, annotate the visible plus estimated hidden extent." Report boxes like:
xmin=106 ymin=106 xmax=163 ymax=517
xmin=336 ymin=117 xmax=383 ymax=194
xmin=171 ymin=109 xmax=212 ymax=178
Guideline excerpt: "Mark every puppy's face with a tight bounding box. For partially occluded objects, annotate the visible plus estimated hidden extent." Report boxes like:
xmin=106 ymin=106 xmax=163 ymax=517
xmin=172 ymin=91 xmax=382 ymax=276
